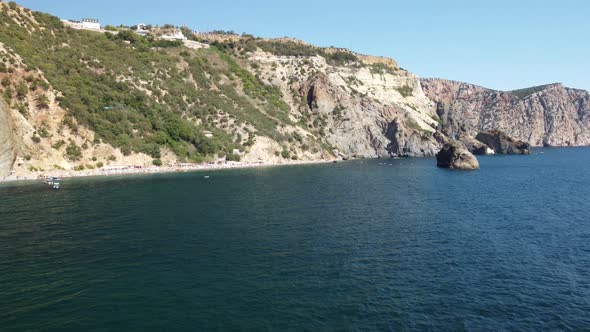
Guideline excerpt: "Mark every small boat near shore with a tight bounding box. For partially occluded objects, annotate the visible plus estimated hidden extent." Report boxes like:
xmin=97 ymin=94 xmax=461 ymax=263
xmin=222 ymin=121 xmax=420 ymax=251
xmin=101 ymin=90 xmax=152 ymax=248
xmin=43 ymin=176 xmax=61 ymax=189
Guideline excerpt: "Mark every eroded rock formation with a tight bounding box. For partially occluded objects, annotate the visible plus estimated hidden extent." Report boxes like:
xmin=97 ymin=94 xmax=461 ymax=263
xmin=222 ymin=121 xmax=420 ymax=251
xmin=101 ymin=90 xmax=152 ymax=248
xmin=436 ymin=141 xmax=480 ymax=170
xmin=476 ymin=130 xmax=530 ymax=155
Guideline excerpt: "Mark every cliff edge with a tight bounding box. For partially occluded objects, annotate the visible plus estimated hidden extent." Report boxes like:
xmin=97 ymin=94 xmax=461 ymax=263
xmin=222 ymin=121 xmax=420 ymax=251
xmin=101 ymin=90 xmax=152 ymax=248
xmin=0 ymin=99 xmax=16 ymax=179
xmin=421 ymin=79 xmax=590 ymax=147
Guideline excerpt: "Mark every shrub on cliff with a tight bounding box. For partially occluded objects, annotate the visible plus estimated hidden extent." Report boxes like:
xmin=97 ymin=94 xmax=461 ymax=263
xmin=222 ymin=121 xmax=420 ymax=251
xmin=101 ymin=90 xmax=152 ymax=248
xmin=65 ymin=142 xmax=82 ymax=161
xmin=226 ymin=153 xmax=241 ymax=162
xmin=325 ymin=51 xmax=358 ymax=66
xmin=397 ymin=85 xmax=414 ymax=98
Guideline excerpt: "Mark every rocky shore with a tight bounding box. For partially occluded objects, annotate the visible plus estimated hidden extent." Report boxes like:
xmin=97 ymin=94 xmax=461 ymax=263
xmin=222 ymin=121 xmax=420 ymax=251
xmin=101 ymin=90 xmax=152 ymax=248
xmin=0 ymin=159 xmax=334 ymax=184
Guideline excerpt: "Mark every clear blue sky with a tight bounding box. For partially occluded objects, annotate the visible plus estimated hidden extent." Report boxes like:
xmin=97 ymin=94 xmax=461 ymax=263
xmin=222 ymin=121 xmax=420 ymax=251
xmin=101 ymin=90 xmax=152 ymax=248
xmin=16 ymin=0 xmax=590 ymax=91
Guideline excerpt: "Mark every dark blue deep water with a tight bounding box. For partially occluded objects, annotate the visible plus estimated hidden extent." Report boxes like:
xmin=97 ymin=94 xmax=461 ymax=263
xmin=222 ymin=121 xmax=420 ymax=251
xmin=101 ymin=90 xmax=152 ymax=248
xmin=1 ymin=148 xmax=590 ymax=331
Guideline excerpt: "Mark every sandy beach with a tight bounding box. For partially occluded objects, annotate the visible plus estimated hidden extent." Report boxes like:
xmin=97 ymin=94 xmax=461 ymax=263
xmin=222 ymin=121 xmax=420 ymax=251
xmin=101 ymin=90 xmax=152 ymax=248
xmin=0 ymin=159 xmax=336 ymax=184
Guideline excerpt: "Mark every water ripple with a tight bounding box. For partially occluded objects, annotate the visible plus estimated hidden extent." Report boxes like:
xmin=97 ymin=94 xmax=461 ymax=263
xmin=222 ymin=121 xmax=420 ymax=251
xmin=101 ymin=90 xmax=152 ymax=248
xmin=1 ymin=148 xmax=590 ymax=330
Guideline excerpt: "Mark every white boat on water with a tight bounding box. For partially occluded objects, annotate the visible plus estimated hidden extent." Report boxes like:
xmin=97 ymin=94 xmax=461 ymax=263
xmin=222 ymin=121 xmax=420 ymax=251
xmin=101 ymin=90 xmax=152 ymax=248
xmin=44 ymin=176 xmax=61 ymax=189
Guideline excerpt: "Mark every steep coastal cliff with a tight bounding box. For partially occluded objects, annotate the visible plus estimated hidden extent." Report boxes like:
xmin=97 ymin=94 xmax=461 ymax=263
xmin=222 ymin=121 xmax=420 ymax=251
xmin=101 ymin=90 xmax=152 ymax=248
xmin=421 ymin=79 xmax=590 ymax=147
xmin=0 ymin=99 xmax=16 ymax=177
xmin=0 ymin=2 xmax=588 ymax=179
xmin=245 ymin=48 xmax=440 ymax=158
xmin=0 ymin=2 xmax=444 ymax=178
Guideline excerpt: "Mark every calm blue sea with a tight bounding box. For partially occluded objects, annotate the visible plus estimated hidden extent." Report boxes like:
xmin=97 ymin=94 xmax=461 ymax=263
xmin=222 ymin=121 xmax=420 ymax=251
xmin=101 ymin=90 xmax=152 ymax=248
xmin=1 ymin=148 xmax=590 ymax=331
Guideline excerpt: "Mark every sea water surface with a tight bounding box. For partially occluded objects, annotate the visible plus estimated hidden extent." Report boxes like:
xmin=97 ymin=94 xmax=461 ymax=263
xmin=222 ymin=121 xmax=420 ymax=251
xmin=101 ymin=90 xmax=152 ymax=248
xmin=1 ymin=148 xmax=590 ymax=331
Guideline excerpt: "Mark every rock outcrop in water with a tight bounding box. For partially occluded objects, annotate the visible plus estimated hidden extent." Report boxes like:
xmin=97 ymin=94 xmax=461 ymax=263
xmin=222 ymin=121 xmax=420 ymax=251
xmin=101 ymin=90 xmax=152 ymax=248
xmin=421 ymin=79 xmax=590 ymax=147
xmin=436 ymin=141 xmax=479 ymax=170
xmin=475 ymin=130 xmax=530 ymax=155
xmin=458 ymin=133 xmax=493 ymax=155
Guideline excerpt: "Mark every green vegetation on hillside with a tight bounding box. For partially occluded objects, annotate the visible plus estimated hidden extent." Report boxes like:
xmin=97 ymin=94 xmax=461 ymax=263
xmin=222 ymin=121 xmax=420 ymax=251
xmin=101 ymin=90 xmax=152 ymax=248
xmin=255 ymin=40 xmax=319 ymax=57
xmin=107 ymin=29 xmax=184 ymax=49
xmin=369 ymin=63 xmax=397 ymax=75
xmin=212 ymin=38 xmax=360 ymax=66
xmin=510 ymin=84 xmax=554 ymax=99
xmin=255 ymin=41 xmax=359 ymax=65
xmin=0 ymin=5 xmax=300 ymax=161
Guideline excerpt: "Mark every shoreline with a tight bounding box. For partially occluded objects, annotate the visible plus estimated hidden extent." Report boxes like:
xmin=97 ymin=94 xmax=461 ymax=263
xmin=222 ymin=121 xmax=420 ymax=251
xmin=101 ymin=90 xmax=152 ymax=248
xmin=0 ymin=159 xmax=336 ymax=185
xmin=3 ymin=146 xmax=575 ymax=185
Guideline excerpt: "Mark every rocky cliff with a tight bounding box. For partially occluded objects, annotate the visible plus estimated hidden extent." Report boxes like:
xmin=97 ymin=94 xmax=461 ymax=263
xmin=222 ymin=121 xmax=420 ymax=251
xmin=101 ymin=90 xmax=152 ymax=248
xmin=421 ymin=79 xmax=590 ymax=147
xmin=0 ymin=99 xmax=16 ymax=179
xmin=1 ymin=2 xmax=588 ymax=179
xmin=246 ymin=48 xmax=441 ymax=158
xmin=0 ymin=2 xmax=445 ymax=178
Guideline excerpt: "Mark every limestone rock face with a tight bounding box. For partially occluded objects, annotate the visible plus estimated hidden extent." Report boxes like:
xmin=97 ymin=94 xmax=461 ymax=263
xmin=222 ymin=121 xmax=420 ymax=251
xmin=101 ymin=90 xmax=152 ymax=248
xmin=0 ymin=100 xmax=16 ymax=179
xmin=421 ymin=79 xmax=590 ymax=147
xmin=252 ymin=51 xmax=443 ymax=158
xmin=476 ymin=130 xmax=530 ymax=154
xmin=436 ymin=141 xmax=480 ymax=170
xmin=458 ymin=134 xmax=492 ymax=155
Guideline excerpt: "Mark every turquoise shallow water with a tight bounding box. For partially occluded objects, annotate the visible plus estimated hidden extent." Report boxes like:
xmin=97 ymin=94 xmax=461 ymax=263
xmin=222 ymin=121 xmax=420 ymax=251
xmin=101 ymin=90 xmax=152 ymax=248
xmin=1 ymin=148 xmax=590 ymax=331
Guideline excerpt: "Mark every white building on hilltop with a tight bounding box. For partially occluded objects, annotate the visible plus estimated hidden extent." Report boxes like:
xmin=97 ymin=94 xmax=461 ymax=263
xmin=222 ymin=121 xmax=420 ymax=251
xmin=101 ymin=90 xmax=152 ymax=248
xmin=160 ymin=30 xmax=187 ymax=41
xmin=135 ymin=23 xmax=150 ymax=36
xmin=81 ymin=18 xmax=100 ymax=30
